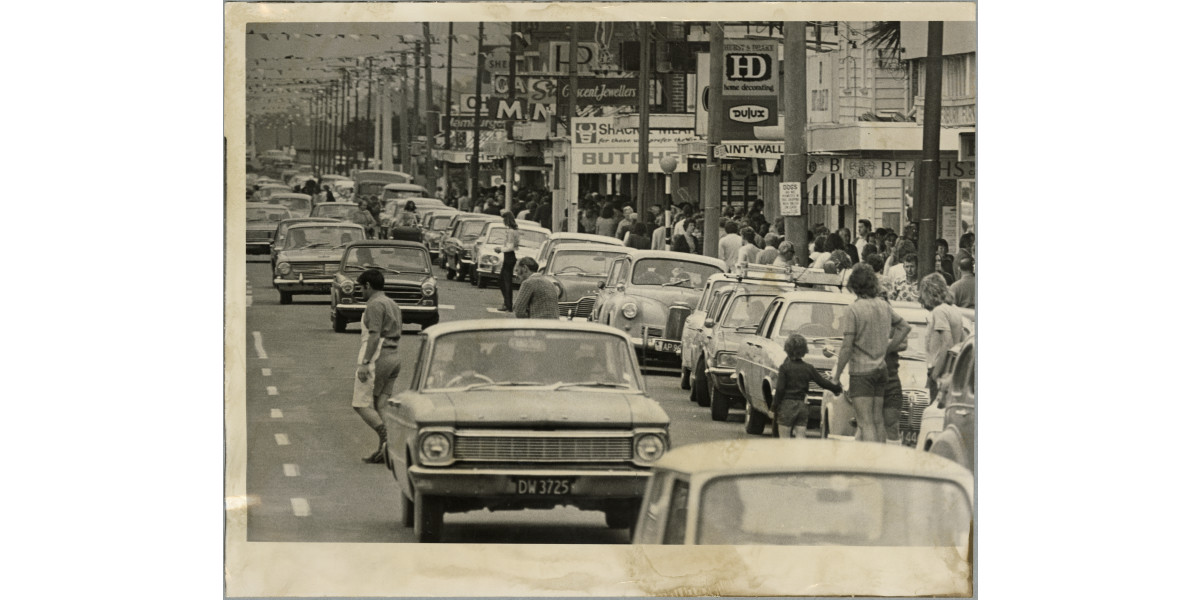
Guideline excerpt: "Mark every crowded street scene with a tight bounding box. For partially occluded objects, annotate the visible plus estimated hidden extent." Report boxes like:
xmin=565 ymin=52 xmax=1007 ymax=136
xmin=241 ymin=15 xmax=978 ymax=558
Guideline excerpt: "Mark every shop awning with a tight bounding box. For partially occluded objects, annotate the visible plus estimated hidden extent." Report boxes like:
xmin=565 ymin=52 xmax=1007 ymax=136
xmin=809 ymin=172 xmax=856 ymax=206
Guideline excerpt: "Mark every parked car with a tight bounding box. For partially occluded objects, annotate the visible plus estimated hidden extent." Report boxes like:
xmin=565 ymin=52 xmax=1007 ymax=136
xmin=696 ymin=289 xmax=781 ymax=421
xmin=382 ymin=320 xmax=671 ymax=542
xmin=921 ymin=335 xmax=975 ymax=471
xmin=272 ymin=223 xmax=366 ymax=304
xmin=417 ymin=209 xmax=460 ymax=261
xmin=631 ymin=439 xmax=973 ymax=551
xmin=309 ymin=201 xmax=358 ymax=221
xmin=534 ymin=232 xmax=624 ymax=269
xmin=819 ymin=305 xmax=975 ymax=444
xmin=329 ymin=241 xmax=440 ymax=332
xmin=734 ymin=290 xmax=856 ymax=435
xmin=264 ymin=192 xmax=313 ymax=219
xmin=539 ymin=243 xmax=634 ymax=320
xmin=246 ymin=203 xmax=292 ymax=255
xmin=680 ymin=265 xmax=797 ymax=397
xmin=471 ymin=221 xmax=550 ymax=287
xmin=440 ymin=214 xmax=501 ymax=280
xmin=381 ymin=198 xmax=450 ymax=238
xmin=381 ymin=183 xmax=430 ymax=204
xmin=270 ymin=217 xmax=338 ymax=272
xmin=253 ymin=182 xmax=292 ymax=202
xmin=589 ymin=250 xmax=727 ymax=367
xmin=353 ymin=169 xmax=412 ymax=200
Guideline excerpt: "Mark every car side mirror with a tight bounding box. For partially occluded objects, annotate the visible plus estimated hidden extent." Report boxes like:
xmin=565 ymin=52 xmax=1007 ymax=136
xmin=703 ymin=318 xmax=715 ymax=328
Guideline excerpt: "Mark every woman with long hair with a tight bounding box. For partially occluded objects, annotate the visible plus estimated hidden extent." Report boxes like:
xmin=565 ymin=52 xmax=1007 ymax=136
xmin=595 ymin=203 xmax=618 ymax=238
xmin=498 ymin=211 xmax=519 ymax=312
xmin=832 ymin=264 xmax=911 ymax=443
xmin=918 ymin=273 xmax=965 ymax=400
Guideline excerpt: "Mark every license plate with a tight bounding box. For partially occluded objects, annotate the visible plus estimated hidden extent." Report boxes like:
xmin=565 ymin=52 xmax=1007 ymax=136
xmin=902 ymin=430 xmax=919 ymax=447
xmin=513 ymin=477 xmax=573 ymax=495
xmin=652 ymin=339 xmax=682 ymax=353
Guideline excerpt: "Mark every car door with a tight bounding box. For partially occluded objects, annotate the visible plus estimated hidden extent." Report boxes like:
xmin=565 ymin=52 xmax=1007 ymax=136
xmin=681 ymin=281 xmax=715 ymax=369
xmin=740 ymin=298 xmax=783 ymax=413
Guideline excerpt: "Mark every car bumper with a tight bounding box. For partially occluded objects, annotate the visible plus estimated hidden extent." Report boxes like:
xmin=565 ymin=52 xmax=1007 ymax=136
xmin=408 ymin=465 xmax=651 ymax=498
xmin=706 ymin=366 xmax=741 ymax=395
xmin=336 ymin=303 xmax=439 ymax=320
xmin=274 ymin=277 xmax=333 ymax=292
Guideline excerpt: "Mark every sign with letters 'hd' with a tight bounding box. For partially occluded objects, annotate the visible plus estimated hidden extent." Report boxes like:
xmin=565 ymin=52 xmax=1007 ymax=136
xmin=722 ymin=39 xmax=780 ymax=140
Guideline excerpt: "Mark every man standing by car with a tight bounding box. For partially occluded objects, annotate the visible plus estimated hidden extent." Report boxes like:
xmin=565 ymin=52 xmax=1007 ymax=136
xmin=352 ymin=269 xmax=404 ymax=464
xmin=512 ymin=258 xmax=559 ymax=319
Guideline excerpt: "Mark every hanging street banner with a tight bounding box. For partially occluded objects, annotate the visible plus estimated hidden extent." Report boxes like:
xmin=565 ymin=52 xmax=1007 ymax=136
xmin=557 ymin=76 xmax=638 ymax=108
xmin=807 ymin=156 xmax=977 ymax=179
xmin=570 ymin=116 xmax=699 ymax=174
xmin=722 ymin=38 xmax=780 ymax=140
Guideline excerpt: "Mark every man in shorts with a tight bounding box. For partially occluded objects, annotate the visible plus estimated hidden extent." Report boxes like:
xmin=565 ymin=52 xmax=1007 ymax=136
xmin=352 ymin=268 xmax=404 ymax=464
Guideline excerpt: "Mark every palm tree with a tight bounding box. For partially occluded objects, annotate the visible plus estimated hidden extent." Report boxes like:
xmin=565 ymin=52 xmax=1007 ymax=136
xmin=864 ymin=21 xmax=901 ymax=58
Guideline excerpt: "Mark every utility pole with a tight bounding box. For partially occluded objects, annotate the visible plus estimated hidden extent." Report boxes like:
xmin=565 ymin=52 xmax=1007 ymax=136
xmin=566 ymin=22 xmax=579 ymax=233
xmin=443 ymin=23 xmax=454 ymax=197
xmin=505 ymin=22 xmax=517 ymax=212
xmin=637 ymin=22 xmax=651 ymax=218
xmin=469 ymin=22 xmax=484 ymax=202
xmin=353 ymin=61 xmax=361 ymax=169
xmin=423 ymin=23 xmax=436 ymax=193
xmin=783 ymin=21 xmax=810 ymax=266
xmin=702 ymin=22 xmax=724 ymax=258
xmin=414 ymin=42 xmax=422 ymax=181
xmin=309 ymin=97 xmax=316 ymax=171
xmin=398 ymin=52 xmax=410 ymax=175
xmin=917 ymin=21 xmax=944 ymax=278
xmin=382 ymin=70 xmax=393 ymax=171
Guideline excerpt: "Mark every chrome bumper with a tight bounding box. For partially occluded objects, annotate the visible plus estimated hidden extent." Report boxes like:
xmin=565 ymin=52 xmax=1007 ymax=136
xmin=274 ymin=277 xmax=333 ymax=291
xmin=336 ymin=303 xmax=438 ymax=312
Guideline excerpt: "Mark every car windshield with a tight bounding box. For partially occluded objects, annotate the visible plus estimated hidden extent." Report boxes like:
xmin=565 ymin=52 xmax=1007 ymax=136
xmin=313 ymin=204 xmax=357 ymax=220
xmin=631 ymin=259 xmax=722 ymax=288
xmin=720 ymin=295 xmax=774 ymax=329
xmin=271 ymin=197 xmax=310 ymax=214
xmin=429 ymin=216 xmax=453 ymax=231
xmin=247 ymin=207 xmax=289 ymax=222
xmin=423 ymin=330 xmax=638 ymax=390
xmin=776 ymin=302 xmax=850 ymax=340
xmin=459 ymin=221 xmax=488 ymax=238
xmin=696 ymin=473 xmax=971 ymax=548
xmin=549 ymin=250 xmax=626 ymax=276
xmin=383 ymin=188 xmax=423 ymax=201
xmin=283 ymin=226 xmax=364 ymax=249
xmin=357 ymin=182 xmax=387 ymax=198
xmin=343 ymin=246 xmax=429 ymax=273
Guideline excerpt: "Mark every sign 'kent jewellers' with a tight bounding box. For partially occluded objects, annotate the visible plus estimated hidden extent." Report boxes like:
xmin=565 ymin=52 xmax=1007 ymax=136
xmin=558 ymin=77 xmax=638 ymax=108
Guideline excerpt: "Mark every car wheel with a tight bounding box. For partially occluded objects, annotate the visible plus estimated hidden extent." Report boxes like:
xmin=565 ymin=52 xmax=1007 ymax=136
xmin=445 ymin=258 xmax=457 ymax=280
xmin=279 ymin=291 xmax=292 ymax=305
xmin=692 ymin=359 xmax=711 ymax=407
xmin=396 ymin=455 xmax=414 ymax=527
xmin=709 ymin=374 xmax=729 ymax=422
xmin=413 ymin=492 xmax=444 ymax=543
xmin=745 ymin=403 xmax=768 ymax=435
xmin=473 ymin=271 xmax=484 ymax=287
xmin=333 ymin=310 xmax=347 ymax=333
xmin=680 ymin=365 xmax=691 ymax=390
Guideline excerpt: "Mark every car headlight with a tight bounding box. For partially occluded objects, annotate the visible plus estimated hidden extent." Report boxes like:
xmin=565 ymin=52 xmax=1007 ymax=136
xmin=633 ymin=433 xmax=667 ymax=464
xmin=621 ymin=302 xmax=639 ymax=319
xmin=340 ymin=280 xmax=355 ymax=294
xmin=276 ymin=262 xmax=291 ymax=276
xmin=715 ymin=351 xmax=738 ymax=368
xmin=463 ymin=249 xmax=473 ymax=259
xmin=481 ymin=254 xmax=499 ymax=266
xmin=419 ymin=432 xmax=453 ymax=464
xmin=421 ymin=278 xmax=436 ymax=296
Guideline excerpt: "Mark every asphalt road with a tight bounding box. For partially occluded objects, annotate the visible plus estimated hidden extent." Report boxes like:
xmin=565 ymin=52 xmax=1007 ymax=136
xmin=242 ymin=253 xmax=772 ymax=544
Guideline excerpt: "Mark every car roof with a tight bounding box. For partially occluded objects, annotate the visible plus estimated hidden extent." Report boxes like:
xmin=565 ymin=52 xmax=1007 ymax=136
xmin=259 ymin=183 xmax=291 ymax=189
xmin=482 ymin=221 xmax=550 ymax=233
xmin=653 ymin=439 xmax=973 ymax=491
xmin=271 ymin=193 xmax=311 ymax=200
xmin=384 ymin=183 xmax=427 ymax=191
xmin=289 ymin=222 xmax=365 ymax=231
xmin=279 ymin=217 xmax=337 ymax=225
xmin=551 ymin=243 xmax=635 ymax=254
xmin=344 ymin=240 xmax=426 ymax=251
xmin=629 ymin=250 xmax=727 ymax=270
xmin=421 ymin=318 xmax=633 ymax=339
xmin=248 ymin=203 xmax=289 ymax=211
xmin=548 ymin=232 xmax=625 ymax=246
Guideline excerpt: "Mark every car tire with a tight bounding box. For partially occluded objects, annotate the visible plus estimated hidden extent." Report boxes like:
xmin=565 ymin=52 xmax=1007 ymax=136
xmin=445 ymin=258 xmax=457 ymax=280
xmin=473 ymin=271 xmax=484 ymax=287
xmin=692 ymin=359 xmax=711 ymax=407
xmin=396 ymin=456 xmax=415 ymax=528
xmin=680 ymin=366 xmax=691 ymax=390
xmin=279 ymin=291 xmax=292 ymax=305
xmin=414 ymin=492 xmax=444 ymax=543
xmin=745 ymin=403 xmax=768 ymax=435
xmin=709 ymin=374 xmax=729 ymax=422
xmin=333 ymin=310 xmax=347 ymax=333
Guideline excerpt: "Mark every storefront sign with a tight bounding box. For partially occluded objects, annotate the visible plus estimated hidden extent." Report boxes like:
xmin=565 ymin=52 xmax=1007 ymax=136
xmin=558 ymin=77 xmax=638 ymax=107
xmin=571 ymin=116 xmax=699 ymax=174
xmin=571 ymin=117 xmax=697 ymax=148
xmin=485 ymin=97 xmax=555 ymax=122
xmin=443 ymin=114 xmax=509 ymax=131
xmin=459 ymin=94 xmax=491 ymax=112
xmin=807 ymin=156 xmax=976 ymax=179
xmin=492 ymin=75 xmax=559 ymax=102
xmin=696 ymin=53 xmax=710 ymax=136
xmin=717 ymin=141 xmax=785 ymax=159
xmin=547 ymin=42 xmax=600 ymax=75
xmin=721 ymin=39 xmax=780 ymax=139
xmin=779 ymin=182 xmax=804 ymax=216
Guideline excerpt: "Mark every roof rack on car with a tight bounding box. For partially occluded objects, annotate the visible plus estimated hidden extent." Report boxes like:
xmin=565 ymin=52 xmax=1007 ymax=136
xmin=787 ymin=266 xmax=846 ymax=289
xmin=731 ymin=262 xmax=793 ymax=283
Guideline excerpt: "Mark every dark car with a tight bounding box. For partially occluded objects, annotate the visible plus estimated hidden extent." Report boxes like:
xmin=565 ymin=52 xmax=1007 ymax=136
xmin=330 ymin=241 xmax=440 ymax=332
xmin=440 ymin=213 xmax=501 ymax=281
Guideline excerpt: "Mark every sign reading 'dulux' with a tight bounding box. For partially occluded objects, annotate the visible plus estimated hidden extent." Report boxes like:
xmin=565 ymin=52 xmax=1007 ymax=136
xmin=728 ymin=104 xmax=769 ymax=123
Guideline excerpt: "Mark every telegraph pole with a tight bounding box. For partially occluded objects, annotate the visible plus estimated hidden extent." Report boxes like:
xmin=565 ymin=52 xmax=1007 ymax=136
xmin=566 ymin=22 xmax=579 ymax=233
xmin=636 ymin=22 xmax=651 ymax=218
xmin=443 ymin=23 xmax=454 ymax=197
xmin=469 ymin=22 xmax=484 ymax=201
xmin=423 ymin=23 xmax=436 ymax=193
xmin=505 ymin=22 xmax=517 ymax=212
xmin=702 ymin=22 xmax=724 ymax=258
xmin=413 ymin=42 xmax=422 ymax=180
xmin=381 ymin=70 xmax=393 ymax=171
xmin=397 ymin=52 xmax=410 ymax=175
xmin=783 ymin=21 xmax=810 ymax=266
xmin=917 ymin=21 xmax=944 ymax=278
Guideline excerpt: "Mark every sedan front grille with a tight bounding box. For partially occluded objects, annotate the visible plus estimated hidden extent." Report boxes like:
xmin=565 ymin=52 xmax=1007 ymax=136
xmin=899 ymin=390 xmax=931 ymax=446
xmin=290 ymin=262 xmax=338 ymax=276
xmin=453 ymin=432 xmax=633 ymax=462
xmin=247 ymin=230 xmax=274 ymax=241
xmin=558 ymin=296 xmax=596 ymax=319
xmin=383 ymin=285 xmax=423 ymax=304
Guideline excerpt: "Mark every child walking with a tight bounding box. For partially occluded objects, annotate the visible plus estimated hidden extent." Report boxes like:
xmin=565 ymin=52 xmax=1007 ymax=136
xmin=772 ymin=333 xmax=844 ymax=438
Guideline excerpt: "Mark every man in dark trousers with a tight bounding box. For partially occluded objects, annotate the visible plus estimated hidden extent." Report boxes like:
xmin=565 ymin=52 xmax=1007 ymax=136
xmin=351 ymin=269 xmax=404 ymax=464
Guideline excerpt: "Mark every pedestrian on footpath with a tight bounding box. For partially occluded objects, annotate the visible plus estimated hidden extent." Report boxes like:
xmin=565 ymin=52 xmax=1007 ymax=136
xmin=717 ymin=221 xmax=743 ymax=268
xmin=833 ymin=264 xmax=911 ymax=444
xmin=625 ymin=223 xmax=652 ymax=250
xmin=919 ymin=273 xmax=966 ymax=400
xmin=497 ymin=210 xmax=520 ymax=312
xmin=949 ymin=256 xmax=975 ymax=308
xmin=890 ymin=252 xmax=920 ymax=302
xmin=773 ymin=241 xmax=796 ymax=268
xmin=351 ymin=268 xmax=404 ymax=464
xmin=757 ymin=234 xmax=781 ymax=265
xmin=771 ymin=333 xmax=843 ymax=438
xmin=736 ymin=226 xmax=760 ymax=265
xmin=512 ymin=258 xmax=559 ymax=319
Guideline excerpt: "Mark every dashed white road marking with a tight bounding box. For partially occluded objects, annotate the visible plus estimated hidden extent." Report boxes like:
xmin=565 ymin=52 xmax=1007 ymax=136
xmin=486 ymin=307 xmax=510 ymax=314
xmin=266 ymin=386 xmax=278 ymax=396
xmin=262 ymin=368 xmax=271 ymax=376
xmin=252 ymin=332 xmax=268 ymax=359
xmin=274 ymin=433 xmax=290 ymax=446
xmin=270 ymin=409 xmax=283 ymax=419
xmin=439 ymin=304 xmax=456 ymax=310
xmin=290 ymin=498 xmax=311 ymax=517
xmin=283 ymin=464 xmax=300 ymax=477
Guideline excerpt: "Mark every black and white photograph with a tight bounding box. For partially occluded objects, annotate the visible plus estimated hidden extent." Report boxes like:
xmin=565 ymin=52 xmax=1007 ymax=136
xmin=227 ymin=2 xmax=979 ymax=596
